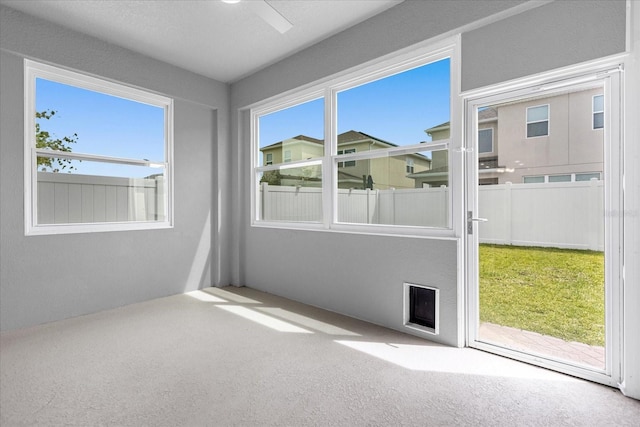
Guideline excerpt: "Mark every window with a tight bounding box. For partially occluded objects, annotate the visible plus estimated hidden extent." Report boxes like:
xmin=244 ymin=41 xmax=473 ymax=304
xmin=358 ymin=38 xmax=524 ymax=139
xmin=256 ymin=97 xmax=324 ymax=223
xmin=406 ymin=158 xmax=415 ymax=174
xmin=593 ymin=95 xmax=604 ymax=129
xmin=576 ymin=172 xmax=601 ymax=181
xmin=337 ymin=149 xmax=356 ymax=167
xmin=25 ymin=60 xmax=173 ymax=235
xmin=524 ymin=173 xmax=601 ymax=183
xmin=526 ymin=105 xmax=549 ymax=137
xmin=478 ymin=128 xmax=493 ymax=153
xmin=252 ymin=42 xmax=456 ymax=233
xmin=548 ymin=174 xmax=571 ymax=183
xmin=524 ymin=176 xmax=545 ymax=183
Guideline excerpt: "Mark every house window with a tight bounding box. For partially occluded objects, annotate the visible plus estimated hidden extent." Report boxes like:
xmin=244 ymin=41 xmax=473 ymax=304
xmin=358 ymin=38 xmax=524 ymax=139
xmin=576 ymin=172 xmax=601 ymax=181
xmin=593 ymin=95 xmax=604 ymax=129
xmin=265 ymin=153 xmax=273 ymax=165
xmin=524 ymin=173 xmax=601 ymax=184
xmin=337 ymin=148 xmax=356 ymax=167
xmin=24 ymin=60 xmax=173 ymax=235
xmin=406 ymin=158 xmax=415 ymax=174
xmin=283 ymin=150 xmax=292 ymax=163
xmin=524 ymin=176 xmax=545 ymax=183
xmin=526 ymin=105 xmax=549 ymax=138
xmin=253 ymin=42 xmax=456 ymax=233
xmin=478 ymin=128 xmax=493 ymax=153
xmin=548 ymin=174 xmax=571 ymax=183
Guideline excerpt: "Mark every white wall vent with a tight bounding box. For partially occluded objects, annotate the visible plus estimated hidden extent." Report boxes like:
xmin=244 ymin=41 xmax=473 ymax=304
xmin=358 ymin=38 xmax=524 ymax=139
xmin=403 ymin=283 xmax=439 ymax=335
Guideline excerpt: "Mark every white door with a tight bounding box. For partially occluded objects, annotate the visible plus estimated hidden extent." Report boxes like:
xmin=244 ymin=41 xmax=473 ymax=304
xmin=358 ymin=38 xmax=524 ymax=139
xmin=465 ymin=68 xmax=623 ymax=386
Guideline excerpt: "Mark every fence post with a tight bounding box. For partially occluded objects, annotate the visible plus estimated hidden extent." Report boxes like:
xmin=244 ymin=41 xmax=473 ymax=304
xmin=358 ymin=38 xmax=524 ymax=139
xmin=391 ymin=187 xmax=396 ymax=225
xmin=261 ymin=182 xmax=269 ymax=221
xmin=588 ymin=178 xmax=600 ymax=251
xmin=154 ymin=176 xmax=164 ymax=221
xmin=440 ymin=185 xmax=447 ymax=228
xmin=505 ymin=182 xmax=513 ymax=245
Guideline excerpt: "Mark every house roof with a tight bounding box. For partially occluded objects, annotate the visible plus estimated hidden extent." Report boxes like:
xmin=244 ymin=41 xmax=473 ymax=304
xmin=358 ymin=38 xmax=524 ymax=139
xmin=424 ymin=107 xmax=498 ymax=135
xmin=260 ymin=130 xmax=399 ymax=151
xmin=260 ymin=130 xmax=429 ymax=161
xmin=261 ymin=135 xmax=324 ymax=150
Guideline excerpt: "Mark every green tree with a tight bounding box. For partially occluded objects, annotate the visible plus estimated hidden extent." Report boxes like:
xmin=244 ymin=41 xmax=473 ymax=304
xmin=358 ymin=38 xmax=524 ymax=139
xmin=260 ymin=170 xmax=282 ymax=186
xmin=36 ymin=109 xmax=79 ymax=172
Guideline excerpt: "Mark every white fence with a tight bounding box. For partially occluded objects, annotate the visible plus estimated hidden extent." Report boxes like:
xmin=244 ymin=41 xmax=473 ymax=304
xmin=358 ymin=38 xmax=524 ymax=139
xmin=478 ymin=181 xmax=603 ymax=251
xmin=261 ymin=180 xmax=604 ymax=251
xmin=37 ymin=172 xmax=165 ymax=224
xmin=261 ymin=183 xmax=450 ymax=228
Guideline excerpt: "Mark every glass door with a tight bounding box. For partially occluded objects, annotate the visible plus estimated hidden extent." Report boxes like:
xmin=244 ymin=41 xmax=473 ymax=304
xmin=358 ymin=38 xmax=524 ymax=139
xmin=466 ymin=70 xmax=622 ymax=386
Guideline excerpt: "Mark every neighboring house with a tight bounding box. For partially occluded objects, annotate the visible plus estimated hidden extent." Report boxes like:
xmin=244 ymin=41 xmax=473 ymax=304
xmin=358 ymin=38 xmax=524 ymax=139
xmin=412 ymin=87 xmax=604 ymax=187
xmin=260 ymin=130 xmax=431 ymax=190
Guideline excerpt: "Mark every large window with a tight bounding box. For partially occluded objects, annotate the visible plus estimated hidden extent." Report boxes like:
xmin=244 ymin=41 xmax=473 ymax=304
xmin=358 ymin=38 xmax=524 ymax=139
xmin=526 ymin=104 xmax=549 ymax=137
xmin=252 ymin=44 xmax=456 ymax=233
xmin=24 ymin=60 xmax=173 ymax=235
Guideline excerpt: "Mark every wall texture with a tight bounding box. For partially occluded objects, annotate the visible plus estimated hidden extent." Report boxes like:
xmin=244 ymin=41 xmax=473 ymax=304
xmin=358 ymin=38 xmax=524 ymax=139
xmin=0 ymin=5 xmax=228 ymax=331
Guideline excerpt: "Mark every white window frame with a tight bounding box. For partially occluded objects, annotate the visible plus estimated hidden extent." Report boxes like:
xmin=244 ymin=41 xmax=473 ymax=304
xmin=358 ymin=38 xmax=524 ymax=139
xmin=593 ymin=94 xmax=604 ymax=130
xmin=526 ymin=104 xmax=550 ymax=138
xmin=24 ymin=60 xmax=174 ymax=236
xmin=265 ymin=153 xmax=273 ymax=165
xmin=283 ymin=150 xmax=292 ymax=163
xmin=249 ymin=36 xmax=462 ymax=238
xmin=337 ymin=148 xmax=356 ymax=168
xmin=478 ymin=128 xmax=493 ymax=153
xmin=406 ymin=157 xmax=415 ymax=174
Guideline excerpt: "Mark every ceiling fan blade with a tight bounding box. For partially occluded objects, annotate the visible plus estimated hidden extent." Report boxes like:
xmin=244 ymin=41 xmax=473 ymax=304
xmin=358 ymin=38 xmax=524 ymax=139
xmin=252 ymin=1 xmax=293 ymax=34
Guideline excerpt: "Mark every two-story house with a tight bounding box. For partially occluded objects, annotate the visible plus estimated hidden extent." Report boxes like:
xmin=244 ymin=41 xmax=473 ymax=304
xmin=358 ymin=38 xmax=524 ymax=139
xmin=260 ymin=130 xmax=431 ymax=190
xmin=411 ymin=87 xmax=604 ymax=187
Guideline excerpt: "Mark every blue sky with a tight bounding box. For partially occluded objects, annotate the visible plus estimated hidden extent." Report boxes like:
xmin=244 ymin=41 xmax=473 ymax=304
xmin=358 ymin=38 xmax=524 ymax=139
xmin=36 ymin=78 xmax=164 ymax=177
xmin=36 ymin=57 xmax=449 ymax=176
xmin=259 ymin=57 xmax=450 ymax=149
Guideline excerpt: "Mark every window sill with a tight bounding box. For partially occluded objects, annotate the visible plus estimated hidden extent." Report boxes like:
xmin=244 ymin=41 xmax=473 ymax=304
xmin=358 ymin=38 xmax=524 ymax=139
xmin=26 ymin=221 xmax=173 ymax=236
xmin=251 ymin=220 xmax=458 ymax=241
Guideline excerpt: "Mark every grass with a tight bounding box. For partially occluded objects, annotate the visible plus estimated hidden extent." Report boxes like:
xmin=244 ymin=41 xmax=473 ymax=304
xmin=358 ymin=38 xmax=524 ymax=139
xmin=479 ymin=244 xmax=605 ymax=346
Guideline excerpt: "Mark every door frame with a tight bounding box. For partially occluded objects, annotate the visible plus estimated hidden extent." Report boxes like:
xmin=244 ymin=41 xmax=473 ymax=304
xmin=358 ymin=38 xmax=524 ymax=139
xmin=462 ymin=58 xmax=625 ymax=387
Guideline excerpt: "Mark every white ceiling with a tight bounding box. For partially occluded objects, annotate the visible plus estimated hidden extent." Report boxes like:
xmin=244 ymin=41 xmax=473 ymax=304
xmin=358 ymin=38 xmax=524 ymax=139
xmin=1 ymin=0 xmax=403 ymax=83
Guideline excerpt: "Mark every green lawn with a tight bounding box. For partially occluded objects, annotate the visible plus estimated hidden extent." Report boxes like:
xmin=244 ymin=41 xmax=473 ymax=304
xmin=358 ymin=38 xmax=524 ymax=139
xmin=479 ymin=244 xmax=605 ymax=346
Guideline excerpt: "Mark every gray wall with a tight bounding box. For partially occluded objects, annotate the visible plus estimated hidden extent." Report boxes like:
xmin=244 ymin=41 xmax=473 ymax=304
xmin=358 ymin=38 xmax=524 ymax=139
xmin=0 ymin=6 xmax=229 ymax=331
xmin=230 ymin=0 xmax=627 ymax=347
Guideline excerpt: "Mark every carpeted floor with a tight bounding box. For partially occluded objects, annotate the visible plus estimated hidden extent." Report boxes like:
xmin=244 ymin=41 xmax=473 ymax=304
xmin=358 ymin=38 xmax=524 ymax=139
xmin=1 ymin=286 xmax=638 ymax=426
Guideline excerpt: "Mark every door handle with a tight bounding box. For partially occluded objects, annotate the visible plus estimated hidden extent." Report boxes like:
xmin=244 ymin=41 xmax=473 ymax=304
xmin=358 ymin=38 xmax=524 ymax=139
xmin=467 ymin=211 xmax=488 ymax=234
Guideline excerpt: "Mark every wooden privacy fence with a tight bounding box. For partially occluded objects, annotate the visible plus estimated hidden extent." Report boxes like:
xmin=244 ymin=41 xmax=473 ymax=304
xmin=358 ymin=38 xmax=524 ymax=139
xmin=261 ymin=180 xmax=604 ymax=251
xmin=37 ymin=172 xmax=165 ymax=224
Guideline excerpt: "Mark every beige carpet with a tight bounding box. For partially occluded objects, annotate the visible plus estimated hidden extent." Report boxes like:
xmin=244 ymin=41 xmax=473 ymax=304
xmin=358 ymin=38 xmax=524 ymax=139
xmin=1 ymin=286 xmax=638 ymax=426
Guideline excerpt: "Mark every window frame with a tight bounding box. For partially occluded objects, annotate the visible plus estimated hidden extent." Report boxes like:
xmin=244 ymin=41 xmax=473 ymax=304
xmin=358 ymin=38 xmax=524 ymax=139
xmin=24 ymin=59 xmax=174 ymax=236
xmin=337 ymin=148 xmax=356 ymax=168
xmin=406 ymin=157 xmax=415 ymax=174
xmin=249 ymin=37 xmax=461 ymax=238
xmin=526 ymin=104 xmax=550 ymax=138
